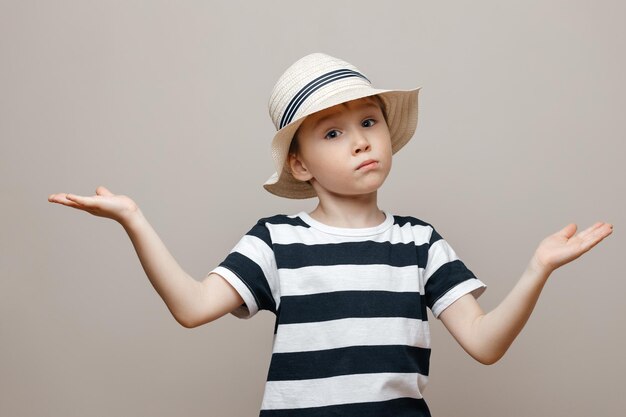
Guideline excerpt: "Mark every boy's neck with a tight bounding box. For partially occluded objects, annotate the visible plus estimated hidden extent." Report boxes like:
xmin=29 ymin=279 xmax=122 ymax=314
xmin=307 ymin=191 xmax=385 ymax=228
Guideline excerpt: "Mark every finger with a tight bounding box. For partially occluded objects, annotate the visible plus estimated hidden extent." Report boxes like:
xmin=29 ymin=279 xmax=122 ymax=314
xmin=576 ymin=222 xmax=605 ymax=240
xmin=65 ymin=193 xmax=94 ymax=207
xmin=48 ymin=193 xmax=77 ymax=203
xmin=557 ymin=223 xmax=577 ymax=239
xmin=48 ymin=193 xmax=88 ymax=210
xmin=96 ymin=186 xmax=114 ymax=197
xmin=580 ymin=224 xmax=613 ymax=250
xmin=595 ymin=223 xmax=614 ymax=238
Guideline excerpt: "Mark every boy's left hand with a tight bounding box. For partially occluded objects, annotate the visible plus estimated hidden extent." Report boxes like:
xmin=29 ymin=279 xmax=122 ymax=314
xmin=532 ymin=222 xmax=613 ymax=274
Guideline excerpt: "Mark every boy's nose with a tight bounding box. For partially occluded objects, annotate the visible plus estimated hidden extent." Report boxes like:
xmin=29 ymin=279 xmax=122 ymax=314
xmin=352 ymin=132 xmax=371 ymax=155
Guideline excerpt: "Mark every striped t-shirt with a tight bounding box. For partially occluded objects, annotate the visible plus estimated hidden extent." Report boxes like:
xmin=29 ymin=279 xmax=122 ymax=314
xmin=209 ymin=210 xmax=486 ymax=417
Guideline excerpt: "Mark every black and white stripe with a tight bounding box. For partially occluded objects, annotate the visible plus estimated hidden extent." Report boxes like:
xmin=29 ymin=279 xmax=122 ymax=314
xmin=210 ymin=212 xmax=486 ymax=417
xmin=279 ymin=69 xmax=371 ymax=129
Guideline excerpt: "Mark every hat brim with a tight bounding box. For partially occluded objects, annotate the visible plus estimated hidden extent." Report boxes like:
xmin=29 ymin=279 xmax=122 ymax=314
xmin=264 ymin=86 xmax=421 ymax=199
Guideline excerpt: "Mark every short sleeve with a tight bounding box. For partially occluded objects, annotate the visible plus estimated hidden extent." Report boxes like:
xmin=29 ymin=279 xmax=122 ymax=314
xmin=424 ymin=225 xmax=486 ymax=318
xmin=207 ymin=218 xmax=280 ymax=319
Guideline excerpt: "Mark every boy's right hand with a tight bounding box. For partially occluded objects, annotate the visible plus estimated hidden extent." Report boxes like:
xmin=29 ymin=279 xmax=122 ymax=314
xmin=48 ymin=186 xmax=141 ymax=226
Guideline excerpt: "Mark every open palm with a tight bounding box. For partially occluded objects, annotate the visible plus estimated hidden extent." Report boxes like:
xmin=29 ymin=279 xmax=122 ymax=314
xmin=534 ymin=222 xmax=613 ymax=273
xmin=48 ymin=186 xmax=139 ymax=225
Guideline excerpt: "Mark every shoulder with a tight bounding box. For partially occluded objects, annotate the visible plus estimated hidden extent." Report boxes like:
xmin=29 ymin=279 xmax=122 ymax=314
xmin=389 ymin=213 xmax=445 ymax=244
xmin=255 ymin=213 xmax=310 ymax=228
xmin=390 ymin=213 xmax=432 ymax=228
xmin=243 ymin=213 xmax=310 ymax=245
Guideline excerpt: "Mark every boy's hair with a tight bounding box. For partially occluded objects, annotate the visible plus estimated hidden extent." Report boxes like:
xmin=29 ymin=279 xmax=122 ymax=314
xmin=288 ymin=94 xmax=388 ymax=159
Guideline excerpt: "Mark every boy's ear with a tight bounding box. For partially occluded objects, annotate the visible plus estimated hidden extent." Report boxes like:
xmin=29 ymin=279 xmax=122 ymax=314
xmin=288 ymin=152 xmax=313 ymax=182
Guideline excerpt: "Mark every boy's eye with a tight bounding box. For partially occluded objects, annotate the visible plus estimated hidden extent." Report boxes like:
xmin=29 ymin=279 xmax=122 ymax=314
xmin=362 ymin=118 xmax=376 ymax=127
xmin=324 ymin=130 xmax=340 ymax=140
xmin=323 ymin=119 xmax=376 ymax=140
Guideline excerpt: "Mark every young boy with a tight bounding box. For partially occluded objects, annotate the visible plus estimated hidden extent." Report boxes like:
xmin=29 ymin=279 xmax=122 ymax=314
xmin=48 ymin=53 xmax=613 ymax=417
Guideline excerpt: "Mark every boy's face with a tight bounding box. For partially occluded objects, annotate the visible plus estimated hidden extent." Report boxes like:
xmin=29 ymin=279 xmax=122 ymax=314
xmin=288 ymin=96 xmax=392 ymax=198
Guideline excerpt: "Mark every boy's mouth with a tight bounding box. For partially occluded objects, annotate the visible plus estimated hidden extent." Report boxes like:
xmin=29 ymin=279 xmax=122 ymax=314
xmin=356 ymin=159 xmax=378 ymax=170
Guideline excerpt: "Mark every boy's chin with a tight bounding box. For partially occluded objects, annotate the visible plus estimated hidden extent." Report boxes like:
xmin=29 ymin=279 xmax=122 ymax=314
xmin=317 ymin=184 xmax=384 ymax=198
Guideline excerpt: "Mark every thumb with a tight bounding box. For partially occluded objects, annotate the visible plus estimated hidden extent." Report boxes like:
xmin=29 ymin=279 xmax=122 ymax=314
xmin=96 ymin=185 xmax=114 ymax=196
xmin=557 ymin=223 xmax=577 ymax=239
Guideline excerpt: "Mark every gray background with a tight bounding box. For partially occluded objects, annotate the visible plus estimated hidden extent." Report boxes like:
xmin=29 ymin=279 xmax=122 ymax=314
xmin=2 ymin=1 xmax=624 ymax=416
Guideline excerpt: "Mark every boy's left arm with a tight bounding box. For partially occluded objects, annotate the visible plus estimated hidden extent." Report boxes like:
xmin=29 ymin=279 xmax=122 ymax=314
xmin=438 ymin=222 xmax=613 ymax=365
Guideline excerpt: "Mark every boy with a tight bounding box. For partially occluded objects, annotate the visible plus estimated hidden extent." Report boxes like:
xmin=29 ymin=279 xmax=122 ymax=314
xmin=48 ymin=53 xmax=613 ymax=416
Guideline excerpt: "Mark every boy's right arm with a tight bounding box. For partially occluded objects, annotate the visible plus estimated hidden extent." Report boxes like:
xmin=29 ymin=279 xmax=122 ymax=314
xmin=48 ymin=187 xmax=244 ymax=328
xmin=123 ymin=212 xmax=245 ymax=328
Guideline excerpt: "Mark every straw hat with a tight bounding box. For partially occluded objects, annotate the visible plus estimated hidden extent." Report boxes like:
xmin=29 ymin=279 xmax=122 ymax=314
xmin=263 ymin=52 xmax=421 ymax=199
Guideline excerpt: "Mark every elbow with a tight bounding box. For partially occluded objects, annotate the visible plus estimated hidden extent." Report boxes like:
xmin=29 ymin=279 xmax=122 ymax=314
xmin=476 ymin=355 xmax=500 ymax=366
xmin=173 ymin=311 xmax=200 ymax=329
xmin=176 ymin=316 xmax=196 ymax=329
xmin=473 ymin=349 xmax=505 ymax=365
xmin=175 ymin=310 xmax=216 ymax=329
xmin=180 ymin=320 xmax=197 ymax=329
xmin=466 ymin=342 xmax=506 ymax=365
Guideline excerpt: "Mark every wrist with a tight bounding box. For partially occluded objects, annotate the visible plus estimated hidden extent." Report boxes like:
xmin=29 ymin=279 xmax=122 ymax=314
xmin=528 ymin=253 xmax=553 ymax=279
xmin=119 ymin=206 xmax=145 ymax=231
